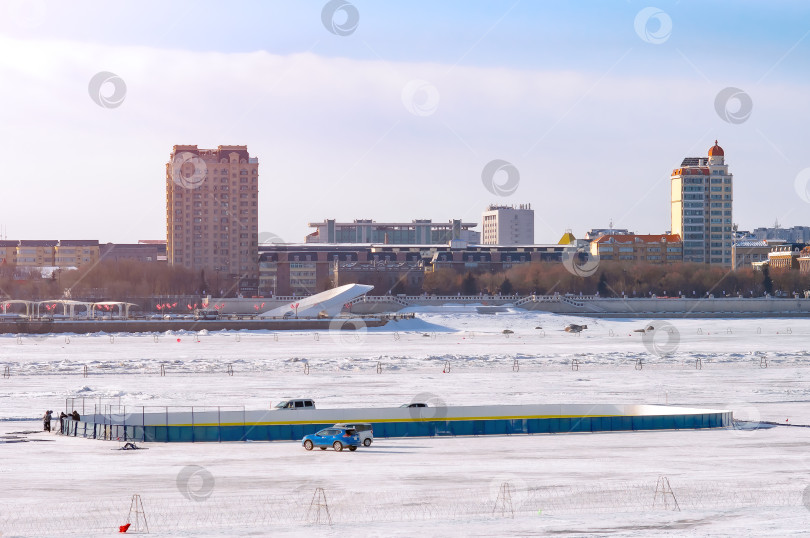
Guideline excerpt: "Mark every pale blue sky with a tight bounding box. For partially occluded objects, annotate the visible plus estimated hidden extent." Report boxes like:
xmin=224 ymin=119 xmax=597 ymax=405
xmin=1 ymin=0 xmax=809 ymax=243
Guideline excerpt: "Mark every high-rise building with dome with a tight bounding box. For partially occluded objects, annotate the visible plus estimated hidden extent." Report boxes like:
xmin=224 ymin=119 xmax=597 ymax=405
xmin=670 ymin=141 xmax=733 ymax=266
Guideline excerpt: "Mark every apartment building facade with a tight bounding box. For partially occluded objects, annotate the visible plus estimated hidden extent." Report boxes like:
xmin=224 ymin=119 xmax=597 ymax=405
xmin=732 ymin=240 xmax=780 ymax=270
xmin=334 ymin=261 xmax=425 ymax=295
xmin=768 ymin=243 xmax=807 ymax=271
xmin=589 ymin=234 xmax=683 ymax=263
xmin=54 ymin=240 xmax=100 ymax=269
xmin=166 ymin=145 xmax=259 ymax=295
xmin=306 ymin=218 xmax=480 ymax=244
xmin=0 ymin=240 xmax=17 ymax=266
xmin=99 ymin=241 xmax=167 ymax=263
xmin=798 ymin=247 xmax=810 ymax=274
xmin=671 ymin=141 xmax=733 ymax=266
xmin=15 ymin=240 xmax=58 ymax=268
xmin=257 ymin=243 xmax=571 ymax=296
xmin=752 ymin=225 xmax=810 ymax=243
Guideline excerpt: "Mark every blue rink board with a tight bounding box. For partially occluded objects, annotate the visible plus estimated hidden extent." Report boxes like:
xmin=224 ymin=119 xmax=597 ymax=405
xmin=64 ymin=411 xmax=731 ymax=442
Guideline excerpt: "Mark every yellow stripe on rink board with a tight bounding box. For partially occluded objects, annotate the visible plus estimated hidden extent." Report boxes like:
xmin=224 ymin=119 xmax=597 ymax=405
xmin=163 ymin=414 xmax=626 ymax=427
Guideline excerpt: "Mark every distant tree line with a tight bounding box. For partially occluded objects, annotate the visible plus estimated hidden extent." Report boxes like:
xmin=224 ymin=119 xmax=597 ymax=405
xmin=2 ymin=260 xmax=807 ymax=301
xmin=0 ymin=260 xmax=203 ymax=300
xmin=421 ymin=262 xmax=810 ymax=298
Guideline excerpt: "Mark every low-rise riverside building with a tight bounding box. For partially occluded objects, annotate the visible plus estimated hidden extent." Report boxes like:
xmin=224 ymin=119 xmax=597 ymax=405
xmin=732 ymin=240 xmax=782 ymax=271
xmin=799 ymin=247 xmax=810 ymax=274
xmin=306 ymin=218 xmax=480 ymax=244
xmin=54 ymin=240 xmax=100 ymax=269
xmin=258 ymin=243 xmax=572 ymax=296
xmin=589 ymin=234 xmax=683 ymax=263
xmin=768 ymin=243 xmax=807 ymax=271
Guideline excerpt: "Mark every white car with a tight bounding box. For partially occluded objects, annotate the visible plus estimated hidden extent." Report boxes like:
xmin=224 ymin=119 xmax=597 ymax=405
xmin=274 ymin=399 xmax=315 ymax=410
xmin=333 ymin=423 xmax=373 ymax=446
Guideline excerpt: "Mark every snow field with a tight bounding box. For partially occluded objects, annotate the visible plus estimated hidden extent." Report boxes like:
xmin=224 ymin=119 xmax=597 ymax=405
xmin=1 ymin=311 xmax=810 ymax=535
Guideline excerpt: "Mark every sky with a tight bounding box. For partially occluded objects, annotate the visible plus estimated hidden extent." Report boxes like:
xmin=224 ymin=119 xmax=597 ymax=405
xmin=1 ymin=0 xmax=809 ymax=244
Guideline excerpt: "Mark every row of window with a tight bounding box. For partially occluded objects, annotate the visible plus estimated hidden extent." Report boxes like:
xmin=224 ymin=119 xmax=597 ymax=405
xmin=176 ymin=201 xmax=258 ymax=207
xmin=182 ymin=192 xmax=257 ymax=200
xmin=184 ymin=210 xmax=256 ymax=216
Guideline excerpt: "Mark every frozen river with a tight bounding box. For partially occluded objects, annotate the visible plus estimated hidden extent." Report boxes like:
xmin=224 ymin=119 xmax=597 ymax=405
xmin=1 ymin=310 xmax=809 ymax=535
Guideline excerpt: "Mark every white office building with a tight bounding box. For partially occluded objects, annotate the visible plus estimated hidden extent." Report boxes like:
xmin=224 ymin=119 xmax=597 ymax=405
xmin=482 ymin=204 xmax=535 ymax=245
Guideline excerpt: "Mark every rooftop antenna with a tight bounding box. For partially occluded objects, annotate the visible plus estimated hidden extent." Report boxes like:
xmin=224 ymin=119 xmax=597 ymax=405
xmin=609 ymin=218 xmax=614 ymax=230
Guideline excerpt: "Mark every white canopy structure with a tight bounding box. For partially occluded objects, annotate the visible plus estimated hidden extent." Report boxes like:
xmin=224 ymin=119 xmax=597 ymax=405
xmin=2 ymin=300 xmax=138 ymax=319
xmin=90 ymin=301 xmax=139 ymax=318
xmin=259 ymin=284 xmax=373 ymax=318
xmin=34 ymin=300 xmax=93 ymax=318
xmin=1 ymin=300 xmax=34 ymax=317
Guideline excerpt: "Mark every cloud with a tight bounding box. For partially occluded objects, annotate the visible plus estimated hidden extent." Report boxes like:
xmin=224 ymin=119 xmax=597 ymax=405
xmin=0 ymin=35 xmax=808 ymax=243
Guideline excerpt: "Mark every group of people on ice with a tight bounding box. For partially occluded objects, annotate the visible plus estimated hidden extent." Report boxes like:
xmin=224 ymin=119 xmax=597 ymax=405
xmin=42 ymin=410 xmax=80 ymax=432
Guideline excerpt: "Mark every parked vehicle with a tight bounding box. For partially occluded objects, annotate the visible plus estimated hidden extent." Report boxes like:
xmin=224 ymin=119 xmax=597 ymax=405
xmin=400 ymin=403 xmax=427 ymax=408
xmin=274 ymin=399 xmax=315 ymax=410
xmin=302 ymin=427 xmax=360 ymax=451
xmin=193 ymin=309 xmax=219 ymax=320
xmin=333 ymin=423 xmax=373 ymax=446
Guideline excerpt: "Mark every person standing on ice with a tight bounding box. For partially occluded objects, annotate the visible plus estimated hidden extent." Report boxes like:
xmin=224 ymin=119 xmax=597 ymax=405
xmin=59 ymin=412 xmax=67 ymax=433
xmin=43 ymin=410 xmax=52 ymax=432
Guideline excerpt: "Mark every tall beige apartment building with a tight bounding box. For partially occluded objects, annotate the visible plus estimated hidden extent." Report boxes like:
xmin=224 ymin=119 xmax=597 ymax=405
xmin=670 ymin=141 xmax=733 ymax=266
xmin=166 ymin=145 xmax=259 ymax=295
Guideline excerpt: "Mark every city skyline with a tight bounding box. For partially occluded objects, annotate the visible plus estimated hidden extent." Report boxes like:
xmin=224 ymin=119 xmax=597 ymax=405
xmin=0 ymin=139 xmax=802 ymax=247
xmin=1 ymin=2 xmax=810 ymax=244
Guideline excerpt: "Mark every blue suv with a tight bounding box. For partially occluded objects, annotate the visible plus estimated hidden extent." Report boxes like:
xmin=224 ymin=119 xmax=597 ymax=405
xmin=302 ymin=427 xmax=361 ymax=452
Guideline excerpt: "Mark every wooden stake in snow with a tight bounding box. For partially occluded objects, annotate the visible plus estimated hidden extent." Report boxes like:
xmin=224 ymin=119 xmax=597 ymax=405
xmin=493 ymin=482 xmax=515 ymax=518
xmin=124 ymin=494 xmax=149 ymax=533
xmin=653 ymin=476 xmax=680 ymax=511
xmin=307 ymin=487 xmax=332 ymax=525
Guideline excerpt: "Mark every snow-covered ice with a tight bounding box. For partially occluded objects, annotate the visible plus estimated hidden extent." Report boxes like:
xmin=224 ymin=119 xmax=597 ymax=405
xmin=1 ymin=310 xmax=810 ymax=536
